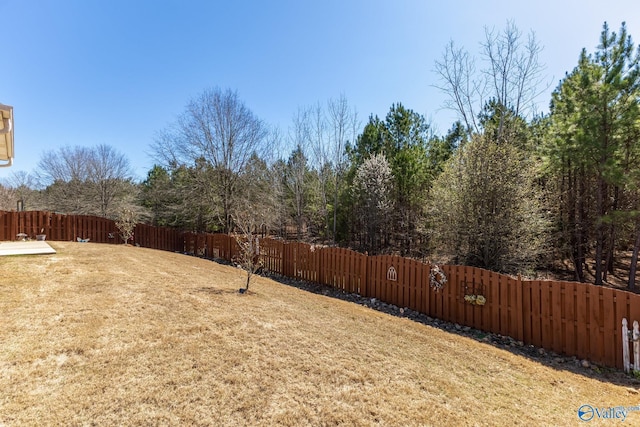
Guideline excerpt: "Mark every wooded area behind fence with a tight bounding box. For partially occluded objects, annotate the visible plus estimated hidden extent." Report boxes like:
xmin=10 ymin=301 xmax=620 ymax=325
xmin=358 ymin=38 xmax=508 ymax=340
xmin=2 ymin=210 xmax=639 ymax=371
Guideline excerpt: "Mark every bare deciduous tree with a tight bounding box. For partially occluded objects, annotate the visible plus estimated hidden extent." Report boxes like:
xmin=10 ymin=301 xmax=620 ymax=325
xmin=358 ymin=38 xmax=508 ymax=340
xmin=37 ymin=146 xmax=91 ymax=183
xmin=37 ymin=144 xmax=135 ymax=217
xmin=0 ymin=183 xmax=17 ymax=210
xmin=284 ymin=144 xmax=309 ymax=241
xmin=434 ymin=21 xmax=548 ymax=137
xmin=307 ymin=103 xmax=330 ymax=239
xmin=327 ymin=95 xmax=358 ymax=242
xmin=152 ymin=87 xmax=269 ymax=233
xmin=231 ymin=154 xmax=281 ymax=293
xmin=232 ymin=212 xmax=262 ymax=294
xmin=307 ymin=95 xmax=359 ymax=243
xmin=87 ymin=144 xmax=134 ymax=217
xmin=115 ymin=207 xmax=138 ymax=244
xmin=0 ymin=171 xmax=40 ymax=210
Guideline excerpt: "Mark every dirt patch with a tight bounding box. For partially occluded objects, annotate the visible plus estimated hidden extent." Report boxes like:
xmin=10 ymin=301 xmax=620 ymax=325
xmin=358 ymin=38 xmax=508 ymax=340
xmin=540 ymin=251 xmax=640 ymax=292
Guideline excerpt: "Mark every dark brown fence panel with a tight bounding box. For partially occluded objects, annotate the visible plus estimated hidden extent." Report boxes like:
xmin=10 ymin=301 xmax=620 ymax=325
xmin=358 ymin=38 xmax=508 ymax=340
xmin=545 ymin=281 xmax=566 ymax=359
xmin=320 ymin=246 xmax=334 ymax=288
xmin=408 ymin=260 xmax=423 ymax=312
xmin=394 ymin=256 xmax=408 ymax=308
xmin=563 ymin=281 xmax=578 ymax=361
xmin=197 ymin=234 xmax=207 ymax=256
xmin=491 ymin=273 xmax=504 ymax=337
xmin=601 ymin=287 xmax=616 ymax=368
xmin=208 ymin=234 xmax=219 ymax=258
xmin=0 ymin=211 xmax=16 ymax=240
xmin=183 ymin=232 xmax=196 ymax=255
xmin=539 ymin=280 xmax=553 ymax=353
xmin=123 ymin=223 xmax=177 ymax=251
xmin=320 ymin=247 xmax=333 ymax=288
xmin=326 ymin=246 xmax=340 ymax=290
xmin=347 ymin=249 xmax=367 ymax=295
xmin=551 ymin=281 xmax=564 ymax=353
xmin=0 ymin=211 xmax=119 ymax=243
xmin=75 ymin=215 xmax=86 ymax=240
xmin=367 ymin=255 xmax=382 ymax=302
xmin=182 ymin=232 xmax=203 ymax=256
xmin=435 ymin=264 xmax=454 ymax=324
xmin=207 ymin=234 xmax=231 ymax=260
xmin=576 ymin=284 xmax=589 ymax=360
xmin=52 ymin=213 xmax=72 ymax=241
xmin=282 ymin=243 xmax=291 ymax=277
xmin=510 ymin=276 xmax=524 ymax=341
xmin=323 ymin=247 xmax=365 ymax=295
xmin=428 ymin=264 xmax=442 ymax=320
xmin=588 ymin=285 xmax=603 ymax=364
xmin=368 ymin=255 xmax=391 ymax=304
xmin=290 ymin=242 xmax=317 ymax=283
xmin=529 ymin=280 xmax=544 ymax=348
xmin=133 ymin=223 xmax=149 ymax=248
xmin=260 ymin=238 xmax=284 ymax=274
xmin=50 ymin=213 xmax=64 ymax=241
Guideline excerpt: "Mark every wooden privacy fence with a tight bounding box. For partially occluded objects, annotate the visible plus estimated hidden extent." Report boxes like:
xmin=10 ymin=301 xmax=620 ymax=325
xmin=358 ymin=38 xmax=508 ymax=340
xmin=2 ymin=210 xmax=640 ymax=372
xmin=0 ymin=211 xmax=183 ymax=251
xmin=132 ymin=223 xmax=183 ymax=252
xmin=0 ymin=210 xmax=118 ymax=243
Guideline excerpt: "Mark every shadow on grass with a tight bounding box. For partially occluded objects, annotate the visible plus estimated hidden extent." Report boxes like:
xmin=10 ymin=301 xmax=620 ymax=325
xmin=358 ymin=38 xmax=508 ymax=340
xmin=196 ymin=287 xmax=237 ymax=295
xmin=196 ymin=286 xmax=257 ymax=296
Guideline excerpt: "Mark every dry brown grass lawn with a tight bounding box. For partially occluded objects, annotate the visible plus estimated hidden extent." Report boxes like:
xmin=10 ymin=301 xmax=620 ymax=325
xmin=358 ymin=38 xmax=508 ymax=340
xmin=0 ymin=242 xmax=638 ymax=426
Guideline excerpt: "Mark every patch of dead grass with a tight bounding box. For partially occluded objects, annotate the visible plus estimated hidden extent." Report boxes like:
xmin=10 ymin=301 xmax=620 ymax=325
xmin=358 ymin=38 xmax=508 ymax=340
xmin=0 ymin=242 xmax=638 ymax=426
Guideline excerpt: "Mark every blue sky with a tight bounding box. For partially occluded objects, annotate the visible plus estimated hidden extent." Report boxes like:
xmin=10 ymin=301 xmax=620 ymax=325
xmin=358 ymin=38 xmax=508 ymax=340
xmin=1 ymin=0 xmax=639 ymax=181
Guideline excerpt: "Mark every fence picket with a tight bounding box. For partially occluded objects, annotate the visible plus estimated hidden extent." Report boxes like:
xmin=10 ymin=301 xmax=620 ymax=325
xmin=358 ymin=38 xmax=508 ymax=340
xmin=589 ymin=287 xmax=603 ymax=363
xmin=563 ymin=281 xmax=577 ymax=359
xmin=602 ymin=288 xmax=616 ymax=368
xmin=481 ymin=269 xmax=491 ymax=330
xmin=540 ymin=281 xmax=552 ymax=351
xmin=634 ymin=321 xmax=640 ymax=372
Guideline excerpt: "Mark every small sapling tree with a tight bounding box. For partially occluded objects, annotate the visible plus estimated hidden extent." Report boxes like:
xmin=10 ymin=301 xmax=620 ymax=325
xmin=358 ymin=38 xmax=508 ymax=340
xmin=231 ymin=154 xmax=279 ymax=293
xmin=115 ymin=207 xmax=137 ymax=244
xmin=232 ymin=209 xmax=263 ymax=294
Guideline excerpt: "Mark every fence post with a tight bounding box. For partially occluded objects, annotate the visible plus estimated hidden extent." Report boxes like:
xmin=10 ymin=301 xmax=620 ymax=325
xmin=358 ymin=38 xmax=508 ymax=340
xmin=361 ymin=252 xmax=368 ymax=297
xmin=634 ymin=320 xmax=640 ymax=372
xmin=623 ymin=318 xmax=630 ymax=373
xmin=517 ymin=273 xmax=525 ymax=344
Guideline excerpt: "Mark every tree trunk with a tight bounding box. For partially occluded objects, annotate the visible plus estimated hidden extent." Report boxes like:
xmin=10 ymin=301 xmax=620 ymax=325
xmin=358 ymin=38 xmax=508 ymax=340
xmin=333 ymin=184 xmax=339 ymax=244
xmin=574 ymin=164 xmax=587 ymax=282
xmin=567 ymin=161 xmax=582 ymax=281
xmin=629 ymin=221 xmax=640 ymax=292
xmin=594 ymin=171 xmax=605 ymax=285
xmin=605 ymin=185 xmax=620 ymax=278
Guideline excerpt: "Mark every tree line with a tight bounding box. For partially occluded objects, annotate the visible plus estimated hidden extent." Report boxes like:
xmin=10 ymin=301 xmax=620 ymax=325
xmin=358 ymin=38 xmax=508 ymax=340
xmin=2 ymin=22 xmax=639 ymax=289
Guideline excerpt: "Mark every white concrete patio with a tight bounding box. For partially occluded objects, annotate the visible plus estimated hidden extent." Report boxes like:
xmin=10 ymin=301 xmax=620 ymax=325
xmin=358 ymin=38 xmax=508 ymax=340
xmin=0 ymin=241 xmax=56 ymax=256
